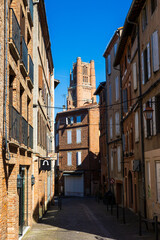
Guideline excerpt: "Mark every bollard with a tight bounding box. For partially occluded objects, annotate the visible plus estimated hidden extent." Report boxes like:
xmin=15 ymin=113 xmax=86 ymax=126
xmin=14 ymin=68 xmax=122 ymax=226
xmin=139 ymin=212 xmax=142 ymax=236
xmin=155 ymin=216 xmax=158 ymax=240
xmin=116 ymin=204 xmax=119 ymax=220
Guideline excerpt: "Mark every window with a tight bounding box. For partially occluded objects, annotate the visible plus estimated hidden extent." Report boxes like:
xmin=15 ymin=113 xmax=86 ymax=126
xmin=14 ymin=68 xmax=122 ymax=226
xmin=151 ymin=0 xmax=157 ymax=14
xmin=142 ymin=5 xmax=147 ymax=31
xmin=132 ymin=62 xmax=137 ymax=90
xmin=147 ymin=162 xmax=151 ymax=198
xmin=135 ymin=111 xmax=139 ymax=142
xmin=76 ymin=152 xmax=81 ymax=166
xmin=109 ymin=84 xmax=112 ymax=105
xmin=114 ymin=43 xmax=118 ymax=57
xmin=56 ymin=133 xmax=59 ymax=147
xmin=67 ymin=152 xmax=72 ymax=166
xmin=151 ymin=31 xmax=159 ymax=72
xmin=123 ymin=88 xmax=128 ymax=113
xmin=66 ymin=116 xmax=74 ymax=125
xmin=107 ymin=55 xmax=111 ymax=75
xmin=127 ymin=45 xmax=131 ymax=62
xmin=67 ymin=130 xmax=72 ymax=144
xmin=76 ymin=116 xmax=81 ymax=123
xmin=115 ymin=112 xmax=120 ymax=136
xmin=156 ymin=162 xmax=160 ymax=202
xmin=110 ymin=117 xmax=113 ymax=139
xmin=117 ymin=146 xmax=121 ymax=172
xmin=76 ymin=129 xmax=81 ymax=143
xmin=83 ymin=66 xmax=87 ymax=75
xmin=115 ymin=76 xmax=119 ymax=101
xmin=141 ymin=43 xmax=151 ymax=84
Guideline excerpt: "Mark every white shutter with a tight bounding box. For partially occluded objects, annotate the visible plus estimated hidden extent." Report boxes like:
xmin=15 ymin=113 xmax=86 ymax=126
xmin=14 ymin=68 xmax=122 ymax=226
xmin=77 ymin=152 xmax=81 ymax=165
xmin=143 ymin=104 xmax=147 ymax=138
xmin=133 ymin=62 xmax=137 ymax=90
xmin=67 ymin=130 xmax=72 ymax=144
xmin=149 ymin=99 xmax=153 ymax=136
xmin=156 ymin=162 xmax=160 ymax=202
xmin=135 ymin=112 xmax=139 ymax=142
xmin=147 ymin=162 xmax=151 ymax=198
xmin=152 ymin=96 xmax=157 ymax=135
xmin=147 ymin=43 xmax=151 ymax=79
xmin=141 ymin=52 xmax=145 ymax=84
xmin=67 ymin=152 xmax=72 ymax=166
xmin=152 ymin=31 xmax=159 ymax=72
xmin=66 ymin=117 xmax=68 ymax=125
xmin=115 ymin=112 xmax=120 ymax=136
xmin=76 ymin=129 xmax=81 ymax=143
xmin=117 ymin=146 xmax=121 ymax=172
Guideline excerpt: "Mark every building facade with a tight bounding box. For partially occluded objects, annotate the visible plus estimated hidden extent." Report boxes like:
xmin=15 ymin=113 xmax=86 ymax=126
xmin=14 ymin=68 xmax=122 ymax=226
xmin=55 ymin=104 xmax=100 ymax=196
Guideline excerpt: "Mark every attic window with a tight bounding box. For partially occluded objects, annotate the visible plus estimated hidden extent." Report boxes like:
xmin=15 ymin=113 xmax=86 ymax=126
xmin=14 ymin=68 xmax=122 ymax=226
xmin=66 ymin=116 xmax=74 ymax=125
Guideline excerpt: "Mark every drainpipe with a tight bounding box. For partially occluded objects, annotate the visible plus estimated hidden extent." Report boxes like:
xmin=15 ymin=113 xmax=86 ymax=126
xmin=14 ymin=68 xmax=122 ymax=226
xmin=127 ymin=18 xmax=146 ymax=218
xmin=4 ymin=0 xmax=10 ymax=160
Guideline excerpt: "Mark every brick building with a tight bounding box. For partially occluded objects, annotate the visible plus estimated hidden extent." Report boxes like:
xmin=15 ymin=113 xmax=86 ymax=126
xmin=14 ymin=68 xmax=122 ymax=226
xmin=55 ymin=57 xmax=100 ymax=196
xmin=0 ymin=0 xmax=34 ymax=238
xmin=55 ymin=104 xmax=100 ymax=196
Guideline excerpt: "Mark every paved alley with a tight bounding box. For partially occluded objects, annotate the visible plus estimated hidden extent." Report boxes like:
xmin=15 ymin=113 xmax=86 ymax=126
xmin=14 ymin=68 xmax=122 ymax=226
xmin=22 ymin=197 xmax=154 ymax=240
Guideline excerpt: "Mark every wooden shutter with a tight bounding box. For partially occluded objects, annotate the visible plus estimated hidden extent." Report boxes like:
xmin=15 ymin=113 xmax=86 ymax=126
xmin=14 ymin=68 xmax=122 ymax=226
xmin=76 ymin=129 xmax=81 ymax=143
xmin=110 ymin=117 xmax=113 ymax=139
xmin=135 ymin=112 xmax=139 ymax=142
xmin=115 ymin=76 xmax=119 ymax=101
xmin=141 ymin=52 xmax=145 ymax=84
xmin=147 ymin=43 xmax=151 ymax=79
xmin=117 ymin=146 xmax=121 ymax=172
xmin=156 ymin=162 xmax=160 ymax=202
xmin=67 ymin=130 xmax=72 ymax=144
xmin=115 ymin=112 xmax=120 ymax=136
xmin=77 ymin=152 xmax=81 ymax=165
xmin=39 ymin=65 xmax=43 ymax=89
xmin=152 ymin=30 xmax=159 ymax=72
xmin=152 ymin=96 xmax=157 ymax=135
xmin=108 ymin=55 xmax=111 ymax=75
xmin=133 ymin=62 xmax=137 ymax=90
xmin=143 ymin=104 xmax=147 ymax=138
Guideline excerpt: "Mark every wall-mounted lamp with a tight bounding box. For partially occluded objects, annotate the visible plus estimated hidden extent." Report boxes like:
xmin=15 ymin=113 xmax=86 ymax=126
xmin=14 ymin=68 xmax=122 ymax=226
xmin=143 ymin=106 xmax=153 ymax=120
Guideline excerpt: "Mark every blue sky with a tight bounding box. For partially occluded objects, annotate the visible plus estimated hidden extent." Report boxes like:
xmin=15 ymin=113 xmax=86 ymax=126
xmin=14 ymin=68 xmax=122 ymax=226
xmin=44 ymin=0 xmax=133 ymax=116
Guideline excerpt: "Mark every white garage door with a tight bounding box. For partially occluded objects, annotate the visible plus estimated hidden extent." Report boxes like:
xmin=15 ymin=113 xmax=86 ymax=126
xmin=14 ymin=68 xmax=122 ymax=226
xmin=64 ymin=175 xmax=84 ymax=197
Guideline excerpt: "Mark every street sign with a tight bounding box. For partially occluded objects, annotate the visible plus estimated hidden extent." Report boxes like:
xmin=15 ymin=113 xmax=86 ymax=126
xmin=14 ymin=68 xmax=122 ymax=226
xmin=41 ymin=159 xmax=51 ymax=171
xmin=110 ymin=178 xmax=115 ymax=184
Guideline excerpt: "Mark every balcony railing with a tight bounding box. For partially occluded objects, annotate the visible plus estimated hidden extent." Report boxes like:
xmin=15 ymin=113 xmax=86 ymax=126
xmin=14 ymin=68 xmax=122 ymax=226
xmin=20 ymin=36 xmax=28 ymax=73
xmin=28 ymin=55 xmax=34 ymax=84
xmin=21 ymin=116 xmax=28 ymax=146
xmin=27 ymin=0 xmax=33 ymax=25
xmin=28 ymin=124 xmax=33 ymax=149
xmin=9 ymin=8 xmax=21 ymax=58
xmin=9 ymin=106 xmax=20 ymax=143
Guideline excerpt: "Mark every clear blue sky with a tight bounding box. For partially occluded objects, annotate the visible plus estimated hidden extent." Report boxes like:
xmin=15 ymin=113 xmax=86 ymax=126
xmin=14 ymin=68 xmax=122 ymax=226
xmin=44 ymin=0 xmax=133 ymax=116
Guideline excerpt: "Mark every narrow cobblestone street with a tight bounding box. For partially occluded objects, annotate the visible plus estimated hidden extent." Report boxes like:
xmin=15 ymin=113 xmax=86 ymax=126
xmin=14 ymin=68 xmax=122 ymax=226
xmin=23 ymin=197 xmax=154 ymax=240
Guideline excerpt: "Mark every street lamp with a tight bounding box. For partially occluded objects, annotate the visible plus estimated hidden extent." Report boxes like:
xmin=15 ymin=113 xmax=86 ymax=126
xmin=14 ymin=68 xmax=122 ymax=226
xmin=143 ymin=106 xmax=153 ymax=120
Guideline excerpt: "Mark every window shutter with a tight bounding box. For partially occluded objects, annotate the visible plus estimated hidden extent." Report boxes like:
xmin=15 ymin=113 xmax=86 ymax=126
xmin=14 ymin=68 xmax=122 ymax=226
xmin=67 ymin=130 xmax=72 ymax=144
xmin=133 ymin=62 xmax=137 ymax=90
xmin=152 ymin=96 xmax=157 ymax=135
xmin=76 ymin=129 xmax=81 ymax=143
xmin=57 ymin=153 xmax=59 ymax=166
xmin=111 ymin=149 xmax=113 ymax=171
xmin=152 ymin=30 xmax=159 ymax=72
xmin=67 ymin=152 xmax=72 ymax=166
xmin=108 ymin=55 xmax=111 ymax=75
xmin=117 ymin=146 xmax=121 ymax=172
xmin=66 ymin=117 xmax=68 ymax=125
xmin=156 ymin=162 xmax=160 ymax=202
xmin=147 ymin=43 xmax=151 ymax=79
xmin=110 ymin=117 xmax=113 ymax=139
xmin=141 ymin=52 xmax=145 ymax=84
xmin=115 ymin=112 xmax=120 ymax=136
xmin=149 ymin=99 xmax=153 ymax=136
xmin=115 ymin=76 xmax=119 ymax=101
xmin=143 ymin=104 xmax=147 ymax=138
xmin=135 ymin=112 xmax=139 ymax=142
xmin=77 ymin=152 xmax=81 ymax=165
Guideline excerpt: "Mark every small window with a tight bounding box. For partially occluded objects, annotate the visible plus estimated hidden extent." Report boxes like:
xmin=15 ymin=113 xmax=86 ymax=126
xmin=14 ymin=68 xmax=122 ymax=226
xmin=66 ymin=116 xmax=74 ymax=125
xmin=76 ymin=152 xmax=81 ymax=166
xmin=67 ymin=152 xmax=72 ymax=166
xmin=123 ymin=88 xmax=128 ymax=113
xmin=76 ymin=116 xmax=81 ymax=123
xmin=142 ymin=5 xmax=147 ymax=31
xmin=151 ymin=0 xmax=157 ymax=14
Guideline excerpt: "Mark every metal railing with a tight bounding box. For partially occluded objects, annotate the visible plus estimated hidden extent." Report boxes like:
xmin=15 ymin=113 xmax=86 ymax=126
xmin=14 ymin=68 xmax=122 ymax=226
xmin=28 ymin=0 xmax=33 ymax=22
xmin=20 ymin=36 xmax=28 ymax=72
xmin=9 ymin=8 xmax=21 ymax=55
xmin=28 ymin=124 xmax=33 ymax=149
xmin=21 ymin=116 xmax=28 ymax=146
xmin=28 ymin=55 xmax=34 ymax=84
xmin=9 ymin=106 xmax=20 ymax=142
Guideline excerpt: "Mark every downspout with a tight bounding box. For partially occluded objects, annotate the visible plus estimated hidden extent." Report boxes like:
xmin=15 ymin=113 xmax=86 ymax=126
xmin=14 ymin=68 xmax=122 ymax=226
xmin=127 ymin=17 xmax=146 ymax=218
xmin=4 ymin=0 xmax=10 ymax=160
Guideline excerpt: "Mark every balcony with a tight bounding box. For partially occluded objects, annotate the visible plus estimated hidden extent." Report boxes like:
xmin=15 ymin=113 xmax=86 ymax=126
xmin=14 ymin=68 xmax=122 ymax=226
xmin=27 ymin=55 xmax=34 ymax=89
xmin=9 ymin=106 xmax=20 ymax=144
xmin=9 ymin=8 xmax=20 ymax=61
xmin=21 ymin=116 xmax=28 ymax=147
xmin=27 ymin=0 xmax=33 ymax=27
xmin=28 ymin=124 xmax=33 ymax=149
xmin=20 ymin=36 xmax=28 ymax=77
